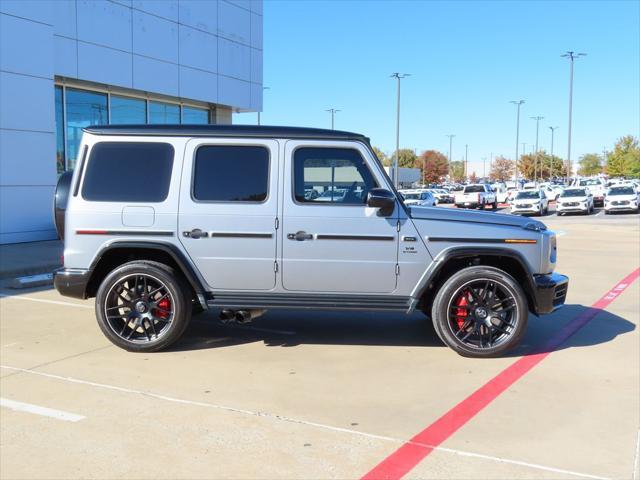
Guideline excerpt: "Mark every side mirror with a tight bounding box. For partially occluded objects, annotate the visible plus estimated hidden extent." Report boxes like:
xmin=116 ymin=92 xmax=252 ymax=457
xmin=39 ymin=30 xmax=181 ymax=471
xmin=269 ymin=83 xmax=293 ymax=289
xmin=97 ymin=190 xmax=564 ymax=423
xmin=367 ymin=188 xmax=396 ymax=216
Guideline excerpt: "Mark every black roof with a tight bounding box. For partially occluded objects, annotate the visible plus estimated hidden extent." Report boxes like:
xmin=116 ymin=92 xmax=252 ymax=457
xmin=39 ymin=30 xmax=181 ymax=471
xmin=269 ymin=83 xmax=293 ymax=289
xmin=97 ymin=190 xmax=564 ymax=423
xmin=84 ymin=124 xmax=370 ymax=143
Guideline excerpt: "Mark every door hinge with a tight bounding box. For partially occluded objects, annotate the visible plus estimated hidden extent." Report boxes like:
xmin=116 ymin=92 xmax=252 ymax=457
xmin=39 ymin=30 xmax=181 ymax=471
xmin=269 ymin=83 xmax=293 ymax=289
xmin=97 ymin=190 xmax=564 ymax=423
xmin=396 ymin=220 xmax=401 ymax=232
xmin=395 ymin=264 xmax=400 ymax=275
xmin=275 ymin=217 xmax=279 ymax=230
xmin=274 ymin=261 xmax=279 ymax=273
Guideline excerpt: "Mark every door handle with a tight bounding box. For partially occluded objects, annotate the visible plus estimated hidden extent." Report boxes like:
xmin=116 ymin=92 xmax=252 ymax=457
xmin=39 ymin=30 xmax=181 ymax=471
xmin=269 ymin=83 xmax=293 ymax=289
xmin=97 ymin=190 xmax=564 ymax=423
xmin=287 ymin=231 xmax=313 ymax=241
xmin=183 ymin=228 xmax=208 ymax=239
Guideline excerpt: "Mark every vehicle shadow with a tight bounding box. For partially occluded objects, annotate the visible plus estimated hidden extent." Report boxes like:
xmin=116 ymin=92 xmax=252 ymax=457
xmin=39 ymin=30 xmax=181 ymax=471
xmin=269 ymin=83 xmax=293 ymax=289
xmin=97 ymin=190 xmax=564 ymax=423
xmin=171 ymin=304 xmax=636 ymax=355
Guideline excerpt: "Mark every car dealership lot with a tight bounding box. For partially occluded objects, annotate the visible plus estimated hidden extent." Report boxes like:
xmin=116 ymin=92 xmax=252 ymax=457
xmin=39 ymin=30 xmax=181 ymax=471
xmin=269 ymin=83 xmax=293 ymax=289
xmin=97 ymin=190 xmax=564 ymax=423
xmin=1 ymin=214 xmax=639 ymax=480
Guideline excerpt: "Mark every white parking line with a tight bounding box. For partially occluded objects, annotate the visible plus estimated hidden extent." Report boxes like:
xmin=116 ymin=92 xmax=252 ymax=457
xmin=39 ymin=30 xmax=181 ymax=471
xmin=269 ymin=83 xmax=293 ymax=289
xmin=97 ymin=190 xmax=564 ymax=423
xmin=0 ymin=365 xmax=609 ymax=480
xmin=0 ymin=397 xmax=85 ymax=422
xmin=0 ymin=293 xmax=93 ymax=309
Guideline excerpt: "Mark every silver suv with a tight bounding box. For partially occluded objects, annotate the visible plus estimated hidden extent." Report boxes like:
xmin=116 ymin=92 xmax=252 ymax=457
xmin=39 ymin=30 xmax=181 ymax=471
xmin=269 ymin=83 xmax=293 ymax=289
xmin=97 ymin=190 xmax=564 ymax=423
xmin=53 ymin=125 xmax=568 ymax=357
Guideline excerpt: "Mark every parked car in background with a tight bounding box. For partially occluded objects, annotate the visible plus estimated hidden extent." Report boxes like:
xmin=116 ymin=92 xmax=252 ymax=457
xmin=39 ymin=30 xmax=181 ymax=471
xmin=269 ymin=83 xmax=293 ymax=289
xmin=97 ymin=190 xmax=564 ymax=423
xmin=455 ymin=184 xmax=497 ymax=209
xmin=523 ymin=182 xmax=537 ymax=190
xmin=400 ymin=190 xmax=437 ymax=207
xmin=429 ymin=188 xmax=454 ymax=204
xmin=556 ymin=187 xmax=594 ymax=215
xmin=491 ymin=184 xmax=509 ymax=203
xmin=510 ymin=189 xmax=548 ymax=216
xmin=577 ymin=178 xmax=606 ymax=207
xmin=538 ymin=184 xmax=560 ymax=202
xmin=604 ymin=185 xmax=639 ymax=214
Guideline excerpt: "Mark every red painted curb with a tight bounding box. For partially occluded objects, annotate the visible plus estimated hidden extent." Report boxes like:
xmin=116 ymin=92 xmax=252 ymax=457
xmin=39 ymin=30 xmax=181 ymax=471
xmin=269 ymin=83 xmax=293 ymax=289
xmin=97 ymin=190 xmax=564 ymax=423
xmin=362 ymin=267 xmax=640 ymax=480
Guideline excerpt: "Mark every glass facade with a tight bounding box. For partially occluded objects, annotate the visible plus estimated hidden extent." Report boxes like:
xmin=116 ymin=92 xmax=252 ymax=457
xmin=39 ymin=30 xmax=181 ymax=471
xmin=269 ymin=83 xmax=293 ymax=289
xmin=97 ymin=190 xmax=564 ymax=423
xmin=65 ymin=88 xmax=108 ymax=169
xmin=54 ymin=85 xmax=214 ymax=172
xmin=55 ymin=86 xmax=65 ymax=175
xmin=182 ymin=106 xmax=209 ymax=124
xmin=149 ymin=101 xmax=180 ymax=124
xmin=110 ymin=95 xmax=146 ymax=124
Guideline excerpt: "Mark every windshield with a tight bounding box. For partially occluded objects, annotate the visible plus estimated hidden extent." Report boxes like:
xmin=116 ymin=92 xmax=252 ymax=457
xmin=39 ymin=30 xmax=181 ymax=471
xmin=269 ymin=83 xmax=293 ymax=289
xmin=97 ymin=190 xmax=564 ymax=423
xmin=579 ymin=179 xmax=602 ymax=187
xmin=561 ymin=189 xmax=587 ymax=197
xmin=403 ymin=193 xmax=421 ymax=199
xmin=464 ymin=185 xmax=485 ymax=193
xmin=608 ymin=187 xmax=635 ymax=196
xmin=515 ymin=191 xmax=540 ymax=199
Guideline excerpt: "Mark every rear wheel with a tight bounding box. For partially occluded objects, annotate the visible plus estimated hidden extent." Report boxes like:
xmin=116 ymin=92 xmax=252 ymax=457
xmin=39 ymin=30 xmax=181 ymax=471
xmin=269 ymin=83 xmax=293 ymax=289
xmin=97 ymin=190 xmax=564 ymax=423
xmin=431 ymin=266 xmax=528 ymax=357
xmin=95 ymin=261 xmax=192 ymax=352
xmin=492 ymin=201 xmax=498 ymax=210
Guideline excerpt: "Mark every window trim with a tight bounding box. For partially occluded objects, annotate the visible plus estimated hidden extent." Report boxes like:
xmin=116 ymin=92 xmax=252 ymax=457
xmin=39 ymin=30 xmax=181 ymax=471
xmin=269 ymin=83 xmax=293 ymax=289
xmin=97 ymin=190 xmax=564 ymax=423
xmin=80 ymin=141 xmax=175 ymax=203
xmin=291 ymin=145 xmax=379 ymax=207
xmin=190 ymin=144 xmax=272 ymax=204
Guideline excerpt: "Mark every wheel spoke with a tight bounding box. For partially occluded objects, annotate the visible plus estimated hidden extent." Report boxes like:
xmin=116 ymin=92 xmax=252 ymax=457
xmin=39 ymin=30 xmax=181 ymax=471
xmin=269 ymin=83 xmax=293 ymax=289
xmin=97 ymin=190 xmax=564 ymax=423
xmin=455 ymin=320 xmax=473 ymax=337
xmin=106 ymin=305 xmax=131 ymax=312
xmin=126 ymin=320 xmax=138 ymax=340
xmin=482 ymin=281 xmax=491 ymax=301
xmin=148 ymin=319 xmax=158 ymax=337
xmin=142 ymin=320 xmax=152 ymax=341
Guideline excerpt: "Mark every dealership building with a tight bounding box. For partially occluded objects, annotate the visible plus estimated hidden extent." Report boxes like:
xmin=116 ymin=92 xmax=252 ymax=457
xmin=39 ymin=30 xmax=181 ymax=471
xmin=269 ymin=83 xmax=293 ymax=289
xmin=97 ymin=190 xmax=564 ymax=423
xmin=0 ymin=0 xmax=263 ymax=243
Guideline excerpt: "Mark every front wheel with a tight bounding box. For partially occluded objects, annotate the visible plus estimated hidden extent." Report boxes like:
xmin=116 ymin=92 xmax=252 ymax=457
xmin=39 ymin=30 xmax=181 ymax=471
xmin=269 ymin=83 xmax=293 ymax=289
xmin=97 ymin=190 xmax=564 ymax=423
xmin=95 ymin=261 xmax=192 ymax=352
xmin=431 ymin=266 xmax=528 ymax=357
xmin=492 ymin=201 xmax=498 ymax=210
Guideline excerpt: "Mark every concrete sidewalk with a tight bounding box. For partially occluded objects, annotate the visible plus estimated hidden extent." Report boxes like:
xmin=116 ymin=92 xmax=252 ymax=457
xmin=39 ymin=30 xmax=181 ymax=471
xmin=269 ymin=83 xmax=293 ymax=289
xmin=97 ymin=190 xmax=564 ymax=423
xmin=0 ymin=240 xmax=62 ymax=280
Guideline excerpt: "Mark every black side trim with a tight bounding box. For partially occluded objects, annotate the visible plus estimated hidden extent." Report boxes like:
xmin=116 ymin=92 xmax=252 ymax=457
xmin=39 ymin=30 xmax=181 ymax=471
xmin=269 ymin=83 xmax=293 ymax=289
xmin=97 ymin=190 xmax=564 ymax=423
xmin=86 ymin=241 xmax=205 ymax=297
xmin=428 ymin=237 xmax=537 ymax=244
xmin=72 ymin=145 xmax=88 ymax=197
xmin=316 ymin=234 xmax=395 ymax=241
xmin=209 ymin=232 xmax=273 ymax=239
xmin=208 ymin=293 xmax=411 ymax=311
xmin=76 ymin=230 xmax=174 ymax=236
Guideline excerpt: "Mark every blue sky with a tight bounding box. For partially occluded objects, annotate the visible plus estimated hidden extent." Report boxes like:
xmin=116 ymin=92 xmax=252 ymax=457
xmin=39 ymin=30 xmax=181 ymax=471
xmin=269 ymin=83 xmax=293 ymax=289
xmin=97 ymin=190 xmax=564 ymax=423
xmin=237 ymin=0 xmax=639 ymax=175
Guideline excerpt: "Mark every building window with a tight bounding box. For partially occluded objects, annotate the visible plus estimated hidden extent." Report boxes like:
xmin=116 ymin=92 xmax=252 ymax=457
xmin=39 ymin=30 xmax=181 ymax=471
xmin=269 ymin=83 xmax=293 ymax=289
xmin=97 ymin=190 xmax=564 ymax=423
xmin=110 ymin=95 xmax=146 ymax=124
xmin=149 ymin=101 xmax=180 ymax=124
xmin=193 ymin=146 xmax=269 ymax=202
xmin=293 ymin=148 xmax=378 ymax=204
xmin=82 ymin=142 xmax=174 ymax=202
xmin=55 ymin=86 xmax=65 ymax=175
xmin=182 ymin=106 xmax=209 ymax=124
xmin=65 ymin=88 xmax=108 ymax=169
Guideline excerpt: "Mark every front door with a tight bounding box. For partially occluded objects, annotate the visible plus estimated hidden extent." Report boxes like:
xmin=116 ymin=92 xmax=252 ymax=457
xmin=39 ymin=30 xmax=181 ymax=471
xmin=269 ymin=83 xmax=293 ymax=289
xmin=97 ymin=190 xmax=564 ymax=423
xmin=281 ymin=141 xmax=399 ymax=294
xmin=179 ymin=139 xmax=279 ymax=291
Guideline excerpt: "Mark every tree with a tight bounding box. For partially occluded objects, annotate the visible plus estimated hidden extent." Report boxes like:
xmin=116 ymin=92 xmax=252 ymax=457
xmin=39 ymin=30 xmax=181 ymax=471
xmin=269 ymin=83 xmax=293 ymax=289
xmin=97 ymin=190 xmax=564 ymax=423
xmin=372 ymin=146 xmax=391 ymax=166
xmin=606 ymin=135 xmax=640 ymax=177
xmin=519 ymin=151 xmax=568 ymax=180
xmin=577 ymin=153 xmax=603 ymax=176
xmin=489 ymin=156 xmax=514 ymax=181
xmin=469 ymin=171 xmax=478 ymax=183
xmin=417 ymin=150 xmax=448 ymax=184
xmin=395 ymin=148 xmax=417 ymax=168
xmin=450 ymin=160 xmax=465 ymax=182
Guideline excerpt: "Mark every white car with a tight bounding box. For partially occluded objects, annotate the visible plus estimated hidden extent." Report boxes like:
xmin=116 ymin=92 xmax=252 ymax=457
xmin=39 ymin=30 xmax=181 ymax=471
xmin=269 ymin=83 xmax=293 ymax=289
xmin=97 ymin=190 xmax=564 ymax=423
xmin=604 ymin=185 xmax=639 ymax=214
xmin=401 ymin=190 xmax=437 ymax=207
xmin=510 ymin=189 xmax=549 ymax=216
xmin=577 ymin=178 xmax=606 ymax=207
xmin=556 ymin=187 xmax=594 ymax=216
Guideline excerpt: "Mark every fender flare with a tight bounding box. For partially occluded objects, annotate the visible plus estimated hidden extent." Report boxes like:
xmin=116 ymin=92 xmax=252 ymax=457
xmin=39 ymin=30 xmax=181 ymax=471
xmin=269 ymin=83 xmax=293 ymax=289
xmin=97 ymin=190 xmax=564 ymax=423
xmin=411 ymin=246 xmax=537 ymax=308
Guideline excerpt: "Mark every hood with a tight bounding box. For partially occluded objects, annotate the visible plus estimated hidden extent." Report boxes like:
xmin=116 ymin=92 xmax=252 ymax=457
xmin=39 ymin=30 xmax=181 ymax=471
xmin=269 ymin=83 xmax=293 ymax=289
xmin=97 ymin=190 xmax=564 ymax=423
xmin=558 ymin=196 xmax=588 ymax=202
xmin=512 ymin=197 xmax=541 ymax=204
xmin=408 ymin=205 xmax=546 ymax=230
xmin=607 ymin=194 xmax=637 ymax=201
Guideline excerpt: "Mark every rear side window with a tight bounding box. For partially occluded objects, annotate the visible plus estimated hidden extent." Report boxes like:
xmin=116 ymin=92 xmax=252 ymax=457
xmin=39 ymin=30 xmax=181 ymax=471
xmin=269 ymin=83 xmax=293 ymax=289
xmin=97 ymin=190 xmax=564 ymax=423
xmin=82 ymin=142 xmax=174 ymax=202
xmin=193 ymin=146 xmax=269 ymax=202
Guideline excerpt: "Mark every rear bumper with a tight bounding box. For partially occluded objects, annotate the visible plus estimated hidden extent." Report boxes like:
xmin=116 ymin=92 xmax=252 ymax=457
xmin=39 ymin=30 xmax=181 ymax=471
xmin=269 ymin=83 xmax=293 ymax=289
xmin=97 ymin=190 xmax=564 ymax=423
xmin=532 ymin=272 xmax=569 ymax=314
xmin=53 ymin=268 xmax=89 ymax=299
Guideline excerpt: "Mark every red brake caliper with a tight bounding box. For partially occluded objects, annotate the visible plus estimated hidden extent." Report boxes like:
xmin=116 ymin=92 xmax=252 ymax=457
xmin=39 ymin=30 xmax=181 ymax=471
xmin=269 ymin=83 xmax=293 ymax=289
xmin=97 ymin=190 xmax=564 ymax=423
xmin=156 ymin=297 xmax=171 ymax=319
xmin=455 ymin=293 xmax=469 ymax=329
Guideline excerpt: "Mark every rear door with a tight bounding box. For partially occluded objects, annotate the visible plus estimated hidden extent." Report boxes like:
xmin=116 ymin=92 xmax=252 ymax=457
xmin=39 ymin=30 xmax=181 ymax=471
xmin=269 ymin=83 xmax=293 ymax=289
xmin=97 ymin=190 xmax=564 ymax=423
xmin=178 ymin=139 xmax=279 ymax=291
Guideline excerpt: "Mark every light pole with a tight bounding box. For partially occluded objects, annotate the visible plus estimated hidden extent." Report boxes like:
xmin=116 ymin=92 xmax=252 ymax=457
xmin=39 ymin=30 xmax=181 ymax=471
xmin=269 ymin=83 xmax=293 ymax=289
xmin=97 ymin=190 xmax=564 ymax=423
xmin=482 ymin=157 xmax=486 ymax=178
xmin=257 ymin=86 xmax=270 ymax=125
xmin=549 ymin=126 xmax=558 ymax=179
xmin=391 ymin=73 xmax=411 ymax=188
xmin=561 ymin=51 xmax=586 ymax=178
xmin=531 ymin=116 xmax=544 ymax=182
xmin=446 ymin=134 xmax=455 ymax=179
xmin=510 ymin=100 xmax=525 ymax=183
xmin=464 ymin=144 xmax=468 ymax=179
xmin=601 ymin=147 xmax=607 ymax=173
xmin=325 ymin=108 xmax=341 ymax=130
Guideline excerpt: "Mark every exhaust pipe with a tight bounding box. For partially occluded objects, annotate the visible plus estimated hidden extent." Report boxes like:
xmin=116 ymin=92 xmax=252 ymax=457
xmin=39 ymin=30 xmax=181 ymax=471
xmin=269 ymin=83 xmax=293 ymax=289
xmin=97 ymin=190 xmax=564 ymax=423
xmin=234 ymin=309 xmax=267 ymax=324
xmin=219 ymin=309 xmax=236 ymax=323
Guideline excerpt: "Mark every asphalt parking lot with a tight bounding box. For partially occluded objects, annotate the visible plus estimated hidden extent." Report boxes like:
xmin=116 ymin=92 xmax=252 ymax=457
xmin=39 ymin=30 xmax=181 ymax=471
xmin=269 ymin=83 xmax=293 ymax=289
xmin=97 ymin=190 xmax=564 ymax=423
xmin=1 ymin=212 xmax=639 ymax=480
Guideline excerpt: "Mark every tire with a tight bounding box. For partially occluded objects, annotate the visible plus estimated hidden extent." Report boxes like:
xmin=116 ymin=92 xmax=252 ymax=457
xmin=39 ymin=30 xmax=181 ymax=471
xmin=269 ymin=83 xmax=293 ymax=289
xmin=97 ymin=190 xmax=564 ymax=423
xmin=95 ymin=260 xmax=192 ymax=352
xmin=604 ymin=210 xmax=610 ymax=215
xmin=492 ymin=201 xmax=498 ymax=210
xmin=557 ymin=211 xmax=564 ymax=216
xmin=431 ymin=266 xmax=528 ymax=358
xmin=479 ymin=201 xmax=485 ymax=210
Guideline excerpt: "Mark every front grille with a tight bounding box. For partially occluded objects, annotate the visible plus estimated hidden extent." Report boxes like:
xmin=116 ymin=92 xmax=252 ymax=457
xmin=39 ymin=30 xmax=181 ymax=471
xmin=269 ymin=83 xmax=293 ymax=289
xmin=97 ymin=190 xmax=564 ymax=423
xmin=563 ymin=202 xmax=579 ymax=207
xmin=553 ymin=283 xmax=568 ymax=306
xmin=612 ymin=200 xmax=629 ymax=205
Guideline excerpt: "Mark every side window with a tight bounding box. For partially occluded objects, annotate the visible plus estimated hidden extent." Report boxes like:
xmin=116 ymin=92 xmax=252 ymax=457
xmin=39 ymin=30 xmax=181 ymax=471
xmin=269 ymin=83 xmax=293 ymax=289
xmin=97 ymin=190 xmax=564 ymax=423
xmin=82 ymin=142 xmax=174 ymax=202
xmin=193 ymin=145 xmax=269 ymax=202
xmin=294 ymin=147 xmax=378 ymax=205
